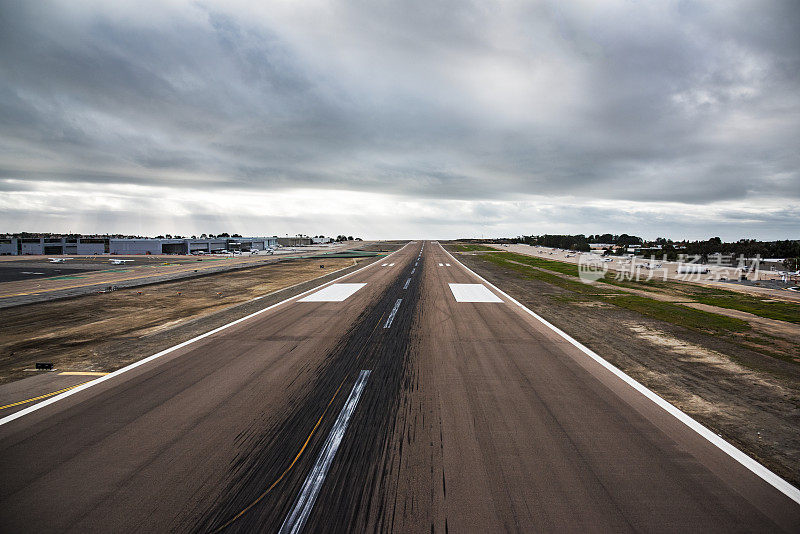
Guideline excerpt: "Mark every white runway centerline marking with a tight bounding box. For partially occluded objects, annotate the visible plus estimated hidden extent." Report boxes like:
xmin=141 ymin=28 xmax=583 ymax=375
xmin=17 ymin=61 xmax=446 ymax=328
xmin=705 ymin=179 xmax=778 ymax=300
xmin=384 ymin=299 xmax=402 ymax=328
xmin=403 ymin=278 xmax=411 ymax=290
xmin=279 ymin=370 xmax=371 ymax=534
xmin=414 ymin=262 xmax=418 ymax=267
xmin=298 ymin=283 xmax=366 ymax=302
xmin=449 ymin=283 xmax=503 ymax=303
xmin=410 ymin=268 xmax=415 ymax=274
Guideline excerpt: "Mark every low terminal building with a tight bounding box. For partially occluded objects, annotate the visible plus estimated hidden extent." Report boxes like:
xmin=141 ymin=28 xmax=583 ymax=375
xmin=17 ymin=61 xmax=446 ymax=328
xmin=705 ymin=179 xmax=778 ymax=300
xmin=0 ymin=237 xmax=108 ymax=255
xmin=111 ymin=237 xmax=278 ymax=255
xmin=276 ymin=236 xmax=313 ymax=246
xmin=0 ymin=236 xmax=278 ymax=255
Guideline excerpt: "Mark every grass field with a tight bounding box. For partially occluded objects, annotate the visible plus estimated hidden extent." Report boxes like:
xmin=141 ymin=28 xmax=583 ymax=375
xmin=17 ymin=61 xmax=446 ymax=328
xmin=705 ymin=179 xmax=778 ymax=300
xmin=481 ymin=251 xmax=750 ymax=333
xmin=467 ymin=249 xmax=799 ymax=326
xmin=605 ymin=276 xmax=800 ymax=324
xmin=478 ymin=252 xmax=618 ymax=295
xmin=452 ymin=244 xmax=501 ymax=252
xmin=494 ymin=251 xmax=582 ymax=277
xmin=597 ymin=294 xmax=750 ymax=335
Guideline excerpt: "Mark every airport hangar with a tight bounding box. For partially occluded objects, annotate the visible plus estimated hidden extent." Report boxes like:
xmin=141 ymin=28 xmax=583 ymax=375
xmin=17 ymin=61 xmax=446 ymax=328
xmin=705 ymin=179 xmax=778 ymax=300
xmin=0 ymin=236 xmax=278 ymax=255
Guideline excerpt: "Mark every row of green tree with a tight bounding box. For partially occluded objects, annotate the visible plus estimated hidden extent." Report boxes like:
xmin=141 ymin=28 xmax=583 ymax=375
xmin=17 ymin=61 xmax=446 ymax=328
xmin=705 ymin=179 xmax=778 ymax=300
xmin=668 ymin=238 xmax=800 ymax=263
xmin=511 ymin=234 xmax=643 ymax=252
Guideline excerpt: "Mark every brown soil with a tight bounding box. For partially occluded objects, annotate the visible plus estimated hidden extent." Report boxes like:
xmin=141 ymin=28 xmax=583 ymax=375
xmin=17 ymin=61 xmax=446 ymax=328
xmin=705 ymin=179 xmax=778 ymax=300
xmin=0 ymin=257 xmax=366 ymax=384
xmin=510 ymin=258 xmax=800 ymax=346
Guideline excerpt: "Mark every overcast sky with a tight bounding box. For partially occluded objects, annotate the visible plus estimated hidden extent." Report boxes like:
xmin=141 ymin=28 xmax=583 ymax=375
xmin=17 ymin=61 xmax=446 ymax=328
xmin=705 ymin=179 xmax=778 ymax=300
xmin=1 ymin=0 xmax=798 ymax=240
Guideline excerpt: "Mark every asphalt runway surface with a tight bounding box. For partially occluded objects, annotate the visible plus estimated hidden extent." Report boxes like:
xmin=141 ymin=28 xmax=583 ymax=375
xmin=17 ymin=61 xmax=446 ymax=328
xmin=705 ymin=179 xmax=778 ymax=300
xmin=0 ymin=242 xmax=798 ymax=532
xmin=0 ymin=266 xmax=97 ymax=283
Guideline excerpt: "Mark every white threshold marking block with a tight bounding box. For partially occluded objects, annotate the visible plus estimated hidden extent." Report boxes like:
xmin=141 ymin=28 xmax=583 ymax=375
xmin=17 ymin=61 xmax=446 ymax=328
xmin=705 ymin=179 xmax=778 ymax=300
xmin=389 ymin=263 xmax=395 ymax=266
xmin=381 ymin=263 xmax=388 ymax=267
xmin=279 ymin=370 xmax=371 ymax=534
xmin=438 ymin=263 xmax=443 ymax=267
xmin=448 ymin=283 xmax=503 ymax=303
xmin=298 ymin=283 xmax=366 ymax=302
xmin=445 ymin=263 xmax=451 ymax=267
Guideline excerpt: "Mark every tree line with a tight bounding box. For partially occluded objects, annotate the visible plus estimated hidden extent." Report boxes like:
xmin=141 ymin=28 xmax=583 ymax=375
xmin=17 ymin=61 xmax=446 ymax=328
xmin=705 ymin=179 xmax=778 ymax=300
xmin=507 ymin=234 xmax=643 ymax=251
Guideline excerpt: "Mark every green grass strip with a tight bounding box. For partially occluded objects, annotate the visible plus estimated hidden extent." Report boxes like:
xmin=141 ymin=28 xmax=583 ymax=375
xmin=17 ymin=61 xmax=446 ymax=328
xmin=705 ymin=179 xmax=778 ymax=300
xmin=597 ymin=294 xmax=750 ymax=334
xmin=452 ymin=244 xmax=500 ymax=252
xmin=476 ymin=249 xmax=798 ymax=326
xmin=604 ymin=276 xmax=800 ymax=324
xmin=476 ymin=251 xmax=750 ymax=335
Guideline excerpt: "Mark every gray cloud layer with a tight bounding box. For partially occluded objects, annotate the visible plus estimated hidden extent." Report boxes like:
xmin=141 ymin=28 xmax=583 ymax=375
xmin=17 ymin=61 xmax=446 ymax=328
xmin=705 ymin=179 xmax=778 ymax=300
xmin=1 ymin=0 xmax=799 ymax=238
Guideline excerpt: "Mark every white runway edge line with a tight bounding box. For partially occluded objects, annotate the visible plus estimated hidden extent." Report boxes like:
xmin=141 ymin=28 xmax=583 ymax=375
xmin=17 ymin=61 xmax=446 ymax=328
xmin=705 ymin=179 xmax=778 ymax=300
xmin=440 ymin=244 xmax=800 ymax=505
xmin=0 ymin=244 xmax=410 ymax=427
xmin=279 ymin=370 xmax=371 ymax=534
xmin=384 ymin=299 xmax=402 ymax=328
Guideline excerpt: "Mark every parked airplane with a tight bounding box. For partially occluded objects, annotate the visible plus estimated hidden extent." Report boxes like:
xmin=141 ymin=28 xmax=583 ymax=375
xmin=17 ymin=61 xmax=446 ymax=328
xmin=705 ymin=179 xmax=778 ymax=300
xmin=109 ymin=259 xmax=134 ymax=265
xmin=48 ymin=258 xmax=72 ymax=263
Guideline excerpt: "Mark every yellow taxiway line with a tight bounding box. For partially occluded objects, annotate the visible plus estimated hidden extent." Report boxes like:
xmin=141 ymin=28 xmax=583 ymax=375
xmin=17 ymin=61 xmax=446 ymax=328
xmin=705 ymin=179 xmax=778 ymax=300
xmin=0 ymin=380 xmax=96 ymax=411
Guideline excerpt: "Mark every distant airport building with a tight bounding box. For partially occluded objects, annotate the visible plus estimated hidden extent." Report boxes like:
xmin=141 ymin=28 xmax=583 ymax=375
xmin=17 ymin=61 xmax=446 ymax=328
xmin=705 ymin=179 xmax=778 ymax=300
xmin=277 ymin=235 xmax=313 ymax=246
xmin=0 ymin=236 xmax=278 ymax=255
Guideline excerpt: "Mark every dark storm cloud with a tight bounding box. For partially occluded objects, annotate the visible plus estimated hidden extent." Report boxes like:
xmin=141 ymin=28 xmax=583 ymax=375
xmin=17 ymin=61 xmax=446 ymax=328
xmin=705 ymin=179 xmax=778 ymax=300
xmin=0 ymin=0 xmax=798 ymax=236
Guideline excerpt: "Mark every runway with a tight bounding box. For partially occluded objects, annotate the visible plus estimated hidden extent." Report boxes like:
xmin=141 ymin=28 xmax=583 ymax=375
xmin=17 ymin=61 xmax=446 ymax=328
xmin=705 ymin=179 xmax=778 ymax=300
xmin=0 ymin=241 xmax=798 ymax=532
